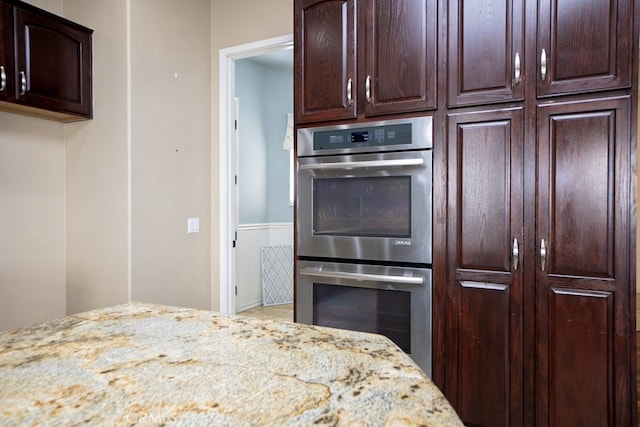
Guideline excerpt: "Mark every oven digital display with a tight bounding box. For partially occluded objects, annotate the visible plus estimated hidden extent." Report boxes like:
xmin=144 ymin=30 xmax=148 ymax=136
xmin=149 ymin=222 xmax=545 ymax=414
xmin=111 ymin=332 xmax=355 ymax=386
xmin=313 ymin=123 xmax=412 ymax=150
xmin=351 ymin=131 xmax=369 ymax=143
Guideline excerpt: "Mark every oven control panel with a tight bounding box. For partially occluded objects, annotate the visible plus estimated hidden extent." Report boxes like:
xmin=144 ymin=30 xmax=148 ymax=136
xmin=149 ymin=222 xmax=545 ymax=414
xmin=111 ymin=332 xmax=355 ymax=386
xmin=314 ymin=124 xmax=410 ymax=151
xmin=297 ymin=116 xmax=433 ymax=157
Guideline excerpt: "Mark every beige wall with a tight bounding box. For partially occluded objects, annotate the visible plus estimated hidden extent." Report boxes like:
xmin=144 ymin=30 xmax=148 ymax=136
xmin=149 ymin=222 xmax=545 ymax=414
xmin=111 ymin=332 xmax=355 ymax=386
xmin=0 ymin=0 xmax=211 ymax=330
xmin=209 ymin=0 xmax=293 ymax=310
xmin=66 ymin=0 xmax=212 ymax=313
xmin=64 ymin=0 xmax=212 ymax=313
xmin=0 ymin=114 xmax=66 ymax=330
xmin=130 ymin=0 xmax=211 ymax=308
xmin=0 ymin=0 xmax=66 ymax=330
xmin=64 ymin=0 xmax=130 ymax=315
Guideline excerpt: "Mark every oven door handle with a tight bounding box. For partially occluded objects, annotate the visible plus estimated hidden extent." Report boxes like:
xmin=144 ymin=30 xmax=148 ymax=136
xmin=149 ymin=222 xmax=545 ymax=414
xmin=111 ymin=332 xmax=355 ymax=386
xmin=299 ymin=158 xmax=424 ymax=170
xmin=300 ymin=267 xmax=424 ymax=285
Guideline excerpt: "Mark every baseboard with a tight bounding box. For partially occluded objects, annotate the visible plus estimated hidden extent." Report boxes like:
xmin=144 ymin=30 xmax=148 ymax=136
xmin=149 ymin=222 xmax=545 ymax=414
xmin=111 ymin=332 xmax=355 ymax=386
xmin=238 ymin=300 xmax=262 ymax=313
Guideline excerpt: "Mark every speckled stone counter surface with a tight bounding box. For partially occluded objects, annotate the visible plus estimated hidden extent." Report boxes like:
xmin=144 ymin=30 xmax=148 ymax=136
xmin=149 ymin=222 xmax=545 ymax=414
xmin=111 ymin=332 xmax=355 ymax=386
xmin=0 ymin=303 xmax=462 ymax=426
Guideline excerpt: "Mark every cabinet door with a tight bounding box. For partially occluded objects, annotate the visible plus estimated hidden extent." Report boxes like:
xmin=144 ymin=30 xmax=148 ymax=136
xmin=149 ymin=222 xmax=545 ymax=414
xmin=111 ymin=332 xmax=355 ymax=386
xmin=536 ymin=96 xmax=633 ymax=426
xmin=363 ymin=0 xmax=437 ymax=116
xmin=0 ymin=1 xmax=12 ymax=102
xmin=295 ymin=0 xmax=357 ymax=123
xmin=446 ymin=107 xmax=524 ymax=427
xmin=13 ymin=5 xmax=92 ymax=117
xmin=537 ymin=0 xmax=632 ymax=97
xmin=447 ymin=0 xmax=524 ymax=107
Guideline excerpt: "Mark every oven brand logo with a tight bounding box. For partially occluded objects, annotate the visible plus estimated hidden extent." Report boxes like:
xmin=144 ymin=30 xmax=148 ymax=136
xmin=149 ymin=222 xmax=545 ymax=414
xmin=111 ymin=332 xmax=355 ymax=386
xmin=392 ymin=240 xmax=412 ymax=246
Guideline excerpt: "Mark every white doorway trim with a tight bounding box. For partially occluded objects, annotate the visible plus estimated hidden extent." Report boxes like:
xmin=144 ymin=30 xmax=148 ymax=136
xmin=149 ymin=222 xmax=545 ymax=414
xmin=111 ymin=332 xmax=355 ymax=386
xmin=218 ymin=34 xmax=294 ymax=315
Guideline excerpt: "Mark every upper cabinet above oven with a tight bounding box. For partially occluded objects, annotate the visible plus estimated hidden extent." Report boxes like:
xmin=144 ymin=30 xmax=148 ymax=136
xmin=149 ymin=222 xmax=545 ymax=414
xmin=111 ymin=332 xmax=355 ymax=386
xmin=294 ymin=0 xmax=437 ymax=124
xmin=446 ymin=0 xmax=633 ymax=108
xmin=0 ymin=0 xmax=93 ymax=122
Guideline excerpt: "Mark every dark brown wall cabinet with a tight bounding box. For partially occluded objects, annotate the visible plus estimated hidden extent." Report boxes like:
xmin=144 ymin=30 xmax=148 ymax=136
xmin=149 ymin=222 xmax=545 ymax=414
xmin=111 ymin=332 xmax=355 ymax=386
xmin=294 ymin=0 xmax=437 ymax=124
xmin=447 ymin=0 xmax=525 ymax=106
xmin=0 ymin=0 xmax=92 ymax=122
xmin=447 ymin=0 xmax=633 ymax=107
xmin=445 ymin=0 xmax=636 ymax=425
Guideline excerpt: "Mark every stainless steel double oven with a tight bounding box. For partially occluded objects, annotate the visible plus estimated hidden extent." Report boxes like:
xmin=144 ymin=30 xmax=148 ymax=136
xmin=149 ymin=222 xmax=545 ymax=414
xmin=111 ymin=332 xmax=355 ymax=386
xmin=295 ymin=116 xmax=433 ymax=375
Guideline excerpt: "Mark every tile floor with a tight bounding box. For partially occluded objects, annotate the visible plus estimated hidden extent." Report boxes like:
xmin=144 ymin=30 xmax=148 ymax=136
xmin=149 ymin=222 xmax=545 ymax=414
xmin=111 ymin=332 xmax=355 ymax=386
xmin=239 ymin=303 xmax=293 ymax=322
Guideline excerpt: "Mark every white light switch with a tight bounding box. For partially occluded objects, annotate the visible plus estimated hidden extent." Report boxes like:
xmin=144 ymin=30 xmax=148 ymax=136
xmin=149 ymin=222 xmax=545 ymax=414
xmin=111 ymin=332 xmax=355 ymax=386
xmin=187 ymin=218 xmax=200 ymax=234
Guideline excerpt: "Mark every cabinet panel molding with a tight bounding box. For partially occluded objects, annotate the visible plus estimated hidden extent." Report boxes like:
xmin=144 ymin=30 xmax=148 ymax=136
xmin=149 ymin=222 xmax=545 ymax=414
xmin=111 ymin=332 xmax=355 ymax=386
xmin=364 ymin=0 xmax=437 ymax=115
xmin=447 ymin=0 xmax=524 ymax=106
xmin=544 ymin=287 xmax=614 ymax=426
xmin=537 ymin=0 xmax=633 ymax=96
xmin=456 ymin=281 xmax=511 ymax=427
xmin=548 ymin=110 xmax=614 ymax=277
xmin=295 ymin=0 xmax=356 ymax=123
xmin=456 ymin=119 xmax=513 ymax=271
xmin=537 ymin=96 xmax=630 ymax=281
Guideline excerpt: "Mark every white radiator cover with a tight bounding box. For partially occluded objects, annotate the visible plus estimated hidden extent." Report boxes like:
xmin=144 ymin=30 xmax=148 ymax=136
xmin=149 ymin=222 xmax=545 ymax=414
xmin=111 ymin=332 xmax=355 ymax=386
xmin=261 ymin=245 xmax=293 ymax=306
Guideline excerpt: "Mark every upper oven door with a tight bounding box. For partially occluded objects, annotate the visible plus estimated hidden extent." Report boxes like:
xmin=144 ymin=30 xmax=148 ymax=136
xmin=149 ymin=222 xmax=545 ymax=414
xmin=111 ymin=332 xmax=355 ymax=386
xmin=296 ymin=150 xmax=432 ymax=265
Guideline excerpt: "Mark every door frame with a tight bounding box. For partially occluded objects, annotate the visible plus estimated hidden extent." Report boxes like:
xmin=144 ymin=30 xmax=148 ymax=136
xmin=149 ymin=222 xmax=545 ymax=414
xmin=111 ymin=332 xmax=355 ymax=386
xmin=217 ymin=34 xmax=294 ymax=315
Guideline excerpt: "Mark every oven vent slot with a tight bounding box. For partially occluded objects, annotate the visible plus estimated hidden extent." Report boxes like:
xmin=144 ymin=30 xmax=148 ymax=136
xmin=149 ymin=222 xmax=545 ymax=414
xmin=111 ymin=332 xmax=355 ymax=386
xmin=261 ymin=245 xmax=294 ymax=306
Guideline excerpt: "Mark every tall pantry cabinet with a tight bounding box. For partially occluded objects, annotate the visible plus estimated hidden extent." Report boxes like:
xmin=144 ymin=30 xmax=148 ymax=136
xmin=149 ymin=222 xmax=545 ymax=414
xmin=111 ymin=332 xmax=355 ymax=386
xmin=445 ymin=0 xmax=636 ymax=425
xmin=293 ymin=0 xmax=638 ymax=424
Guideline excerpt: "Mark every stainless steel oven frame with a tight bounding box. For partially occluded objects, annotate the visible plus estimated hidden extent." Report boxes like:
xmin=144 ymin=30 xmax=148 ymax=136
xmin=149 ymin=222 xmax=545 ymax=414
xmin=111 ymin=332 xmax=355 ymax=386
xmin=295 ymin=117 xmax=434 ymax=376
xmin=296 ymin=260 xmax=432 ymax=376
xmin=296 ymin=116 xmax=433 ymax=266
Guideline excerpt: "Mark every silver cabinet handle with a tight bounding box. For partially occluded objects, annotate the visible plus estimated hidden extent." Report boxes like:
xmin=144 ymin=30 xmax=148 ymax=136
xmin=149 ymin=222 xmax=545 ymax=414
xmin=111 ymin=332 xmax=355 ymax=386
xmin=301 ymin=267 xmax=424 ymax=285
xmin=365 ymin=75 xmax=372 ymax=103
xmin=19 ymin=71 xmax=26 ymax=95
xmin=514 ymin=52 xmax=521 ymax=85
xmin=299 ymin=158 xmax=424 ymax=171
xmin=512 ymin=237 xmax=519 ymax=271
xmin=540 ymin=239 xmax=548 ymax=271
xmin=0 ymin=66 xmax=5 ymax=92
xmin=540 ymin=49 xmax=547 ymax=81
xmin=346 ymin=78 xmax=353 ymax=105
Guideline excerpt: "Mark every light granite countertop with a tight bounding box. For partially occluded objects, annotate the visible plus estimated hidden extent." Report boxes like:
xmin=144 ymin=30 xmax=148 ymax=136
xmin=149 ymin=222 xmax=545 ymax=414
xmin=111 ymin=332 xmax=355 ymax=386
xmin=0 ymin=303 xmax=462 ymax=426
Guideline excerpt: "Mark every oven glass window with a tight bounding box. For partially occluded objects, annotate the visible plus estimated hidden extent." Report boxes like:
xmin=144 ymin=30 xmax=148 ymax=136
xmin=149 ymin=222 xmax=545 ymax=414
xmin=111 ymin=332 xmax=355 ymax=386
xmin=313 ymin=283 xmax=411 ymax=353
xmin=312 ymin=176 xmax=411 ymax=237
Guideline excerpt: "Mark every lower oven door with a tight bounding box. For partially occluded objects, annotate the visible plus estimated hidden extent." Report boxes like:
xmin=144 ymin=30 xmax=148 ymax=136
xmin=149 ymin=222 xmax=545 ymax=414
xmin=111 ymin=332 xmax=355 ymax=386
xmin=296 ymin=260 xmax=432 ymax=376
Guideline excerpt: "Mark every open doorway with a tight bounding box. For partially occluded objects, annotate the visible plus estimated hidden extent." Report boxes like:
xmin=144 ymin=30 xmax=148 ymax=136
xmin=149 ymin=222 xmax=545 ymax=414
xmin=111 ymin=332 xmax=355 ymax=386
xmin=218 ymin=35 xmax=294 ymax=318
